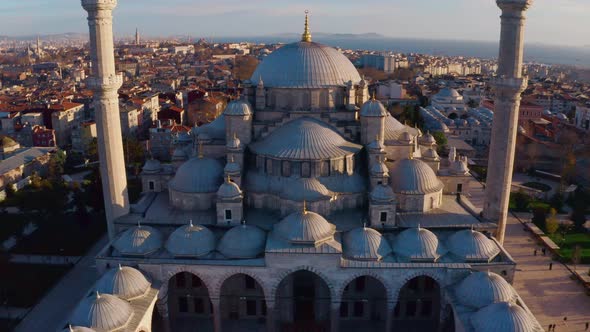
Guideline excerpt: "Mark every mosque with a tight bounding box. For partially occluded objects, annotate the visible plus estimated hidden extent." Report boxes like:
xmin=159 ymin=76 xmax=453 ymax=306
xmin=66 ymin=1 xmax=540 ymax=332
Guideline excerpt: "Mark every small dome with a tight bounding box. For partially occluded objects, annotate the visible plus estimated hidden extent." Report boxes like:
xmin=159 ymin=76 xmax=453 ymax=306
xmin=169 ymin=157 xmax=224 ymax=193
xmin=437 ymin=88 xmax=461 ymax=98
xmin=470 ymin=302 xmax=536 ymax=332
xmin=419 ymin=132 xmax=436 ymax=146
xmin=392 ymin=227 xmax=446 ymax=261
xmin=360 ymin=99 xmax=388 ymax=117
xmin=96 ymin=265 xmax=150 ymax=300
xmin=217 ymin=177 xmax=242 ymax=200
xmin=166 ymin=222 xmax=216 ymax=257
xmin=370 ymin=183 xmax=396 ymax=202
xmin=390 ymin=158 xmax=444 ymax=194
xmin=113 ymin=225 xmax=163 ymax=256
xmin=556 ymin=113 xmax=568 ymax=121
xmin=218 ymin=224 xmax=266 ymax=259
xmin=274 ymin=209 xmax=335 ymax=245
xmin=142 ymin=159 xmax=161 ymax=173
xmin=447 ymin=229 xmax=500 ymax=262
xmin=226 ymin=133 xmax=241 ymax=150
xmin=70 ymin=292 xmax=133 ymax=331
xmin=224 ymin=98 xmax=252 ymax=116
xmin=456 ymin=271 xmax=517 ymax=309
xmin=451 ymin=159 xmax=469 ymax=175
xmin=400 ymin=131 xmax=412 ymax=143
xmin=343 ymin=227 xmax=393 ymax=261
xmin=171 ymin=148 xmax=188 ymax=161
xmin=543 ymin=109 xmax=552 ymax=115
xmin=370 ymin=160 xmax=389 ymax=176
xmin=422 ymin=147 xmax=440 ymax=160
xmin=224 ymin=159 xmax=241 ymax=174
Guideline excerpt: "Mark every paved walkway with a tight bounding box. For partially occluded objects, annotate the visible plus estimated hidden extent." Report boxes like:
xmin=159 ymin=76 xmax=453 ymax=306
xmin=504 ymin=214 xmax=590 ymax=332
xmin=13 ymin=235 xmax=108 ymax=332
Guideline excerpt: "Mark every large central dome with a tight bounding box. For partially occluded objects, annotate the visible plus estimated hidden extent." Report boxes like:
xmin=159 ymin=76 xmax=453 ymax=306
xmin=250 ymin=41 xmax=362 ymax=88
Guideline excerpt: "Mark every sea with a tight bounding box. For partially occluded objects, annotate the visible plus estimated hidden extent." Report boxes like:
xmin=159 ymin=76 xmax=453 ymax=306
xmin=216 ymin=35 xmax=590 ymax=68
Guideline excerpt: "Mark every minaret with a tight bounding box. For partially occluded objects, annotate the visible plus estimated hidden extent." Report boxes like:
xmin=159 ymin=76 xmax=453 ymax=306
xmin=483 ymin=0 xmax=532 ymax=244
xmin=135 ymin=28 xmax=140 ymax=46
xmin=82 ymin=0 xmax=130 ymax=240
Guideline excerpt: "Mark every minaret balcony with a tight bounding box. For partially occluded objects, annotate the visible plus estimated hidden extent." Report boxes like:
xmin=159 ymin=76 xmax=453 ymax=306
xmin=87 ymin=73 xmax=123 ymax=91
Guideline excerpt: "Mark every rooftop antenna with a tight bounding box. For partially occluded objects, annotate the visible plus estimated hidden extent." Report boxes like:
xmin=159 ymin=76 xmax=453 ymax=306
xmin=301 ymin=10 xmax=312 ymax=42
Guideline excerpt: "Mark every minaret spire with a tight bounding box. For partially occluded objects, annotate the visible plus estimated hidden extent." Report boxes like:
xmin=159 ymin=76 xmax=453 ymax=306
xmin=82 ymin=0 xmax=130 ymax=240
xmin=301 ymin=10 xmax=312 ymax=43
xmin=135 ymin=28 xmax=140 ymax=45
xmin=483 ymin=0 xmax=532 ymax=244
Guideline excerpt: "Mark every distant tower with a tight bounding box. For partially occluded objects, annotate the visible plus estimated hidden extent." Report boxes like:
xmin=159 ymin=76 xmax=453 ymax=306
xmin=135 ymin=28 xmax=140 ymax=45
xmin=36 ymin=35 xmax=41 ymax=55
xmin=483 ymin=0 xmax=532 ymax=244
xmin=82 ymin=0 xmax=130 ymax=240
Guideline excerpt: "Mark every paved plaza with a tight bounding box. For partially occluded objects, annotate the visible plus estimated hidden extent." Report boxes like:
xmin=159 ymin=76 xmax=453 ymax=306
xmin=504 ymin=214 xmax=590 ymax=331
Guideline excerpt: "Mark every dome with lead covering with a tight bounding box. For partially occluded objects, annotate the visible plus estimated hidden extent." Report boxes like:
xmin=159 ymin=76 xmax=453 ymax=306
xmin=218 ymin=224 xmax=266 ymax=259
xmin=422 ymin=148 xmax=440 ymax=160
xmin=142 ymin=159 xmax=161 ymax=173
xmin=419 ymin=132 xmax=436 ymax=146
xmin=390 ymin=158 xmax=444 ymax=194
xmin=370 ymin=183 xmax=396 ymax=202
xmin=169 ymin=157 xmax=224 ymax=193
xmin=455 ymin=271 xmax=517 ymax=309
xmin=96 ymin=265 xmax=151 ymax=300
xmin=437 ymin=87 xmax=461 ymax=98
xmin=113 ymin=225 xmax=163 ymax=256
xmin=447 ymin=229 xmax=500 ymax=262
xmin=166 ymin=222 xmax=216 ymax=257
xmin=249 ymin=117 xmax=361 ymax=160
xmin=224 ymin=98 xmax=252 ymax=116
xmin=451 ymin=159 xmax=469 ymax=175
xmin=217 ymin=178 xmax=242 ymax=200
xmin=70 ymin=292 xmax=133 ymax=331
xmin=360 ymin=99 xmax=388 ymax=117
xmin=280 ymin=177 xmax=332 ymax=201
xmin=343 ymin=227 xmax=393 ymax=261
xmin=250 ymin=41 xmax=362 ymax=88
xmin=274 ymin=208 xmax=335 ymax=245
xmin=392 ymin=226 xmax=446 ymax=261
xmin=470 ymin=302 xmax=537 ymax=332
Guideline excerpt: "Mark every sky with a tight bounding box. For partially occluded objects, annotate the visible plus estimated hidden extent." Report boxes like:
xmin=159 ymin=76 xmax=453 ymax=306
xmin=0 ymin=0 xmax=589 ymax=47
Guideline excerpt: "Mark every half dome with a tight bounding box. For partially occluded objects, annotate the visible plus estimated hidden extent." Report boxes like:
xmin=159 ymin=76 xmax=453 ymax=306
xmin=274 ymin=209 xmax=335 ymax=245
xmin=390 ymin=158 xmax=444 ymax=194
xmin=142 ymin=159 xmax=161 ymax=173
xmin=169 ymin=157 xmax=224 ymax=193
xmin=165 ymin=223 xmax=216 ymax=257
xmin=96 ymin=265 xmax=150 ymax=300
xmin=447 ymin=229 xmax=500 ymax=262
xmin=250 ymin=41 xmax=361 ymax=88
xmin=249 ymin=117 xmax=362 ymax=160
xmin=470 ymin=302 xmax=536 ymax=332
xmin=113 ymin=225 xmax=163 ymax=256
xmin=70 ymin=292 xmax=133 ymax=331
xmin=455 ymin=271 xmax=517 ymax=309
xmin=343 ymin=227 xmax=393 ymax=261
xmin=370 ymin=183 xmax=396 ymax=202
xmin=392 ymin=227 xmax=446 ymax=261
xmin=218 ymin=224 xmax=266 ymax=259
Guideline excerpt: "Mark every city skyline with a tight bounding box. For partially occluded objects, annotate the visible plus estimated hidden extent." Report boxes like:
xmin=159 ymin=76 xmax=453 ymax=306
xmin=1 ymin=0 xmax=589 ymax=47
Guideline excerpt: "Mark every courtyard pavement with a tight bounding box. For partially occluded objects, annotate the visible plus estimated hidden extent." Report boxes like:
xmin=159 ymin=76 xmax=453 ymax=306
xmin=504 ymin=214 xmax=590 ymax=331
xmin=13 ymin=235 xmax=108 ymax=332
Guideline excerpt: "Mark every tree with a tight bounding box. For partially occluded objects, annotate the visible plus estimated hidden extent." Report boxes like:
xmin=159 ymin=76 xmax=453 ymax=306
xmin=85 ymin=138 xmax=98 ymax=160
xmin=531 ymin=207 xmax=547 ymax=230
xmin=572 ymin=245 xmax=582 ymax=271
xmin=570 ymin=189 xmax=588 ymax=231
xmin=550 ymin=192 xmax=564 ymax=213
xmin=545 ymin=208 xmax=559 ymax=236
xmin=48 ymin=150 xmax=66 ymax=183
xmin=431 ymin=131 xmax=448 ymax=148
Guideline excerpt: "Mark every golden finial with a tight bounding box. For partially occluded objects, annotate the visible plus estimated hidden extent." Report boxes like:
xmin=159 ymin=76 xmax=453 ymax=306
xmin=303 ymin=200 xmax=308 ymax=214
xmin=198 ymin=141 xmax=204 ymax=159
xmin=233 ymin=132 xmax=238 ymax=140
xmin=226 ymin=174 xmax=231 ymax=183
xmin=372 ymin=91 xmax=376 ymax=101
xmin=409 ymin=146 xmax=414 ymax=160
xmin=302 ymin=10 xmax=312 ymax=42
xmin=229 ymin=155 xmax=234 ymax=163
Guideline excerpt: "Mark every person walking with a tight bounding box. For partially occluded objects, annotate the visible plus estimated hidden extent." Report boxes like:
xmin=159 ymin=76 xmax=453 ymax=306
xmin=549 ymin=262 xmax=553 ymax=270
xmin=585 ymin=321 xmax=588 ymax=330
xmin=534 ymin=249 xmax=537 ymax=256
xmin=542 ymin=248 xmax=546 ymax=255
